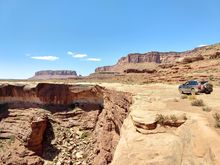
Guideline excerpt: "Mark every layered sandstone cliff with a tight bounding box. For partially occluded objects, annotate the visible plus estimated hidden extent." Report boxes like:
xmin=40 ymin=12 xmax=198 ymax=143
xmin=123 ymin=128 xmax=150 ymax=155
xmin=95 ymin=43 xmax=220 ymax=73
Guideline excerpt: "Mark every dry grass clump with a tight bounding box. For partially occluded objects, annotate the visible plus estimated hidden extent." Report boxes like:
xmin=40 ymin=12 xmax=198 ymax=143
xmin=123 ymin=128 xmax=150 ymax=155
xmin=155 ymin=114 xmax=187 ymax=126
xmin=188 ymin=95 xmax=197 ymax=100
xmin=155 ymin=114 xmax=169 ymax=125
xmin=191 ymin=99 xmax=205 ymax=106
xmin=180 ymin=95 xmax=187 ymax=99
xmin=202 ymin=106 xmax=212 ymax=112
xmin=213 ymin=113 xmax=220 ymax=128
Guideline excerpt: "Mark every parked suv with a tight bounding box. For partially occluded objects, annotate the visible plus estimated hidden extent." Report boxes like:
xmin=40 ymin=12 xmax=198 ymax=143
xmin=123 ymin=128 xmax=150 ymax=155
xmin=179 ymin=80 xmax=213 ymax=95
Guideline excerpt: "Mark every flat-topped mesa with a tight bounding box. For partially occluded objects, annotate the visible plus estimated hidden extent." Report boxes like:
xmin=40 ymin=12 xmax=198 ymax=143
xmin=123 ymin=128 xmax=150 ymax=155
xmin=35 ymin=70 xmax=77 ymax=76
xmin=0 ymin=83 xmax=104 ymax=107
xmin=30 ymin=70 xmax=78 ymax=80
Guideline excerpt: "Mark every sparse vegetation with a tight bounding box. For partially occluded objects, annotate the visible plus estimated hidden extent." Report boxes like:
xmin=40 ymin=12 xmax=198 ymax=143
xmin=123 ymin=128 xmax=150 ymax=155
xmin=202 ymin=106 xmax=212 ymax=112
xmin=173 ymin=98 xmax=179 ymax=102
xmin=180 ymin=95 xmax=187 ymax=99
xmin=155 ymin=114 xmax=187 ymax=126
xmin=191 ymin=99 xmax=205 ymax=106
xmin=213 ymin=113 xmax=220 ymax=128
xmin=79 ymin=131 xmax=89 ymax=139
xmin=209 ymin=75 xmax=214 ymax=81
xmin=155 ymin=114 xmax=168 ymax=125
xmin=170 ymin=115 xmax=178 ymax=123
xmin=182 ymin=114 xmax=187 ymax=120
xmin=188 ymin=95 xmax=197 ymax=100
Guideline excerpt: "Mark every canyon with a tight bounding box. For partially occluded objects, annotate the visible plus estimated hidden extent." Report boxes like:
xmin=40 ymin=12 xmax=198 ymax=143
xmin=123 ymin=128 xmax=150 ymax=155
xmin=1 ymin=82 xmax=220 ymax=165
xmin=0 ymin=83 xmax=132 ymax=165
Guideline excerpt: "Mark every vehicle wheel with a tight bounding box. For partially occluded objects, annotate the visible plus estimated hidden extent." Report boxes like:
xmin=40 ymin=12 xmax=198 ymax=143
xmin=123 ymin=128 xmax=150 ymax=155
xmin=205 ymin=91 xmax=211 ymax=94
xmin=191 ymin=88 xmax=196 ymax=95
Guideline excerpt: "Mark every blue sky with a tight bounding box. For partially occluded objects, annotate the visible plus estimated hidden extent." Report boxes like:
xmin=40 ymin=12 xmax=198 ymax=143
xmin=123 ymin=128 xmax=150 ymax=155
xmin=0 ymin=0 xmax=220 ymax=79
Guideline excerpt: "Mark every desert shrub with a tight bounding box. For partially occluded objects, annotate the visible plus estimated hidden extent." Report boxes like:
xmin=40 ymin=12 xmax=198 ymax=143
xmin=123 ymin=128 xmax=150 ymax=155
xmin=209 ymin=52 xmax=220 ymax=59
xmin=202 ymin=106 xmax=212 ymax=112
xmin=181 ymin=95 xmax=187 ymax=99
xmin=80 ymin=131 xmax=89 ymax=139
xmin=173 ymin=98 xmax=179 ymax=102
xmin=155 ymin=114 xmax=168 ymax=125
xmin=191 ymin=99 xmax=205 ymax=106
xmin=213 ymin=113 xmax=220 ymax=128
xmin=182 ymin=114 xmax=187 ymax=120
xmin=209 ymin=75 xmax=214 ymax=81
xmin=170 ymin=115 xmax=178 ymax=123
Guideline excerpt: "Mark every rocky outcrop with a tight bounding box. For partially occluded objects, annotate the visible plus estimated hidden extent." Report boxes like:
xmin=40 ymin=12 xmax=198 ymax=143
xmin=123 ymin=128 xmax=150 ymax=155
xmin=124 ymin=68 xmax=156 ymax=74
xmin=179 ymin=55 xmax=204 ymax=64
xmin=30 ymin=70 xmax=77 ymax=80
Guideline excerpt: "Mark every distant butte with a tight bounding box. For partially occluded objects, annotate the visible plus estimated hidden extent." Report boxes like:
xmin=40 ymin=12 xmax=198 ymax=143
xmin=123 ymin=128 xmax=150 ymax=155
xmin=30 ymin=70 xmax=78 ymax=80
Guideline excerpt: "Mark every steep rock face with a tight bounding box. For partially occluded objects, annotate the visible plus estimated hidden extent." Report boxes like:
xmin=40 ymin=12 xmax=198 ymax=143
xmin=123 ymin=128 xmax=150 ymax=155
xmin=26 ymin=115 xmax=48 ymax=155
xmin=0 ymin=109 xmax=47 ymax=164
xmin=0 ymin=83 xmax=104 ymax=106
xmin=95 ymin=66 xmax=114 ymax=72
xmin=30 ymin=70 xmax=77 ymax=80
xmin=118 ymin=52 xmax=161 ymax=64
xmin=94 ymin=90 xmax=132 ymax=165
xmin=95 ymin=52 xmax=161 ymax=72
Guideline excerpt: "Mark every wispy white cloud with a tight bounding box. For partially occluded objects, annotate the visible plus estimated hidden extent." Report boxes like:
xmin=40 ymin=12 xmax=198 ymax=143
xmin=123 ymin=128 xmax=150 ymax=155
xmin=25 ymin=53 xmax=31 ymax=57
xmin=86 ymin=58 xmax=101 ymax=62
xmin=73 ymin=54 xmax=88 ymax=58
xmin=31 ymin=56 xmax=59 ymax=61
xmin=67 ymin=51 xmax=88 ymax=58
xmin=67 ymin=51 xmax=74 ymax=55
xmin=198 ymin=44 xmax=207 ymax=47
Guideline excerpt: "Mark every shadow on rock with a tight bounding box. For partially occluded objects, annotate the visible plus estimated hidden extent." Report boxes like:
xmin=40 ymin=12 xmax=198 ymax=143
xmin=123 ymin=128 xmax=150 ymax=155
xmin=42 ymin=121 xmax=60 ymax=161
xmin=0 ymin=103 xmax=9 ymax=121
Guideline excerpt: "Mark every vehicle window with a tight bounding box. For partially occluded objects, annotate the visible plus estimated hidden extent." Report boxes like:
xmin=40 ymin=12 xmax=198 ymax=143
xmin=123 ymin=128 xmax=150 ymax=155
xmin=201 ymin=81 xmax=207 ymax=84
xmin=188 ymin=81 xmax=198 ymax=85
